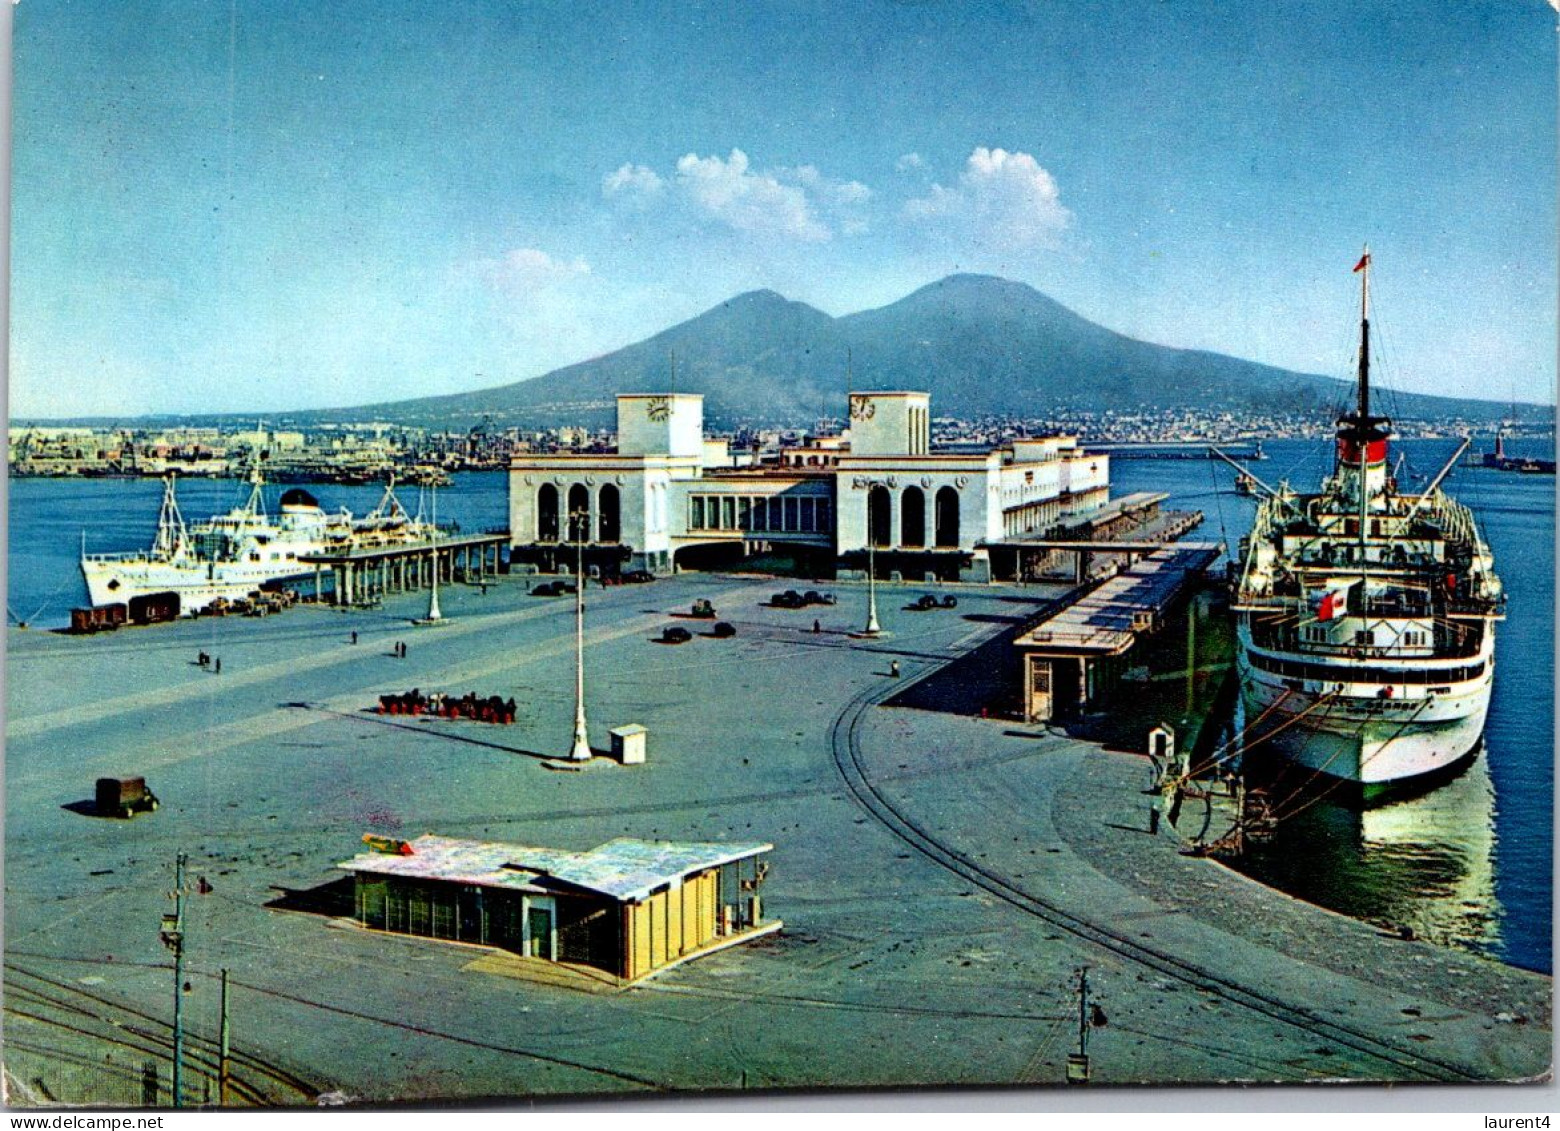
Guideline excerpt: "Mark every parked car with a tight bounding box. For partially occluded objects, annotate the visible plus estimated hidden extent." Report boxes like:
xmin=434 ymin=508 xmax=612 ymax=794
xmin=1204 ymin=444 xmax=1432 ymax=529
xmin=711 ymin=621 xmax=737 ymax=638
xmin=771 ymin=590 xmax=806 ymax=609
xmin=690 ymin=599 xmax=717 ymax=619
xmin=660 ymin=626 xmax=693 ymax=644
xmin=622 ymin=570 xmax=655 ymax=584
xmin=532 ymin=580 xmax=577 ymax=597
xmin=803 ymin=590 xmax=836 ymax=606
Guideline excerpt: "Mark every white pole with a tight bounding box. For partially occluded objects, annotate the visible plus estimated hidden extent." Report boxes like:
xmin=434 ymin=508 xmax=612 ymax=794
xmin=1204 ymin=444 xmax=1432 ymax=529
xmin=426 ymin=486 xmax=442 ymax=621
xmin=569 ymin=521 xmax=591 ymax=761
xmin=864 ymin=517 xmax=882 ymax=637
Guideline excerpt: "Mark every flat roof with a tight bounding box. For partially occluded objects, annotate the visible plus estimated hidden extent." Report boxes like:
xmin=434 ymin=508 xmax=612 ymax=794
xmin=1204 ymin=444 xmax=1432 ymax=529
xmin=339 ymin=835 xmax=772 ymax=902
xmin=1013 ymin=544 xmax=1220 ymax=656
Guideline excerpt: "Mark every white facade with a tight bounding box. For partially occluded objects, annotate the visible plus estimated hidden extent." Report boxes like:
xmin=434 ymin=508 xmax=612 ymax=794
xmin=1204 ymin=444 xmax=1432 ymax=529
xmin=508 ymin=391 xmax=1111 ymax=578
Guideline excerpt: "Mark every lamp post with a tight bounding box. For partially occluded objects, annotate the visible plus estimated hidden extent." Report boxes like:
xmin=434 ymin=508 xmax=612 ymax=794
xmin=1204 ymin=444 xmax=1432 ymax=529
xmin=859 ymin=482 xmax=885 ymax=637
xmin=863 ymin=538 xmax=883 ymax=636
xmin=425 ymin=484 xmax=442 ymax=622
xmin=568 ymin=509 xmax=591 ymax=761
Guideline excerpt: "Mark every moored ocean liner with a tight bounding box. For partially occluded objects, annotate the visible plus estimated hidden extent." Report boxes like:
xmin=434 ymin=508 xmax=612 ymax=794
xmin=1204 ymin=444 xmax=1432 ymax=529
xmin=80 ymin=467 xmax=434 ymax=615
xmin=1231 ymin=251 xmax=1504 ymax=795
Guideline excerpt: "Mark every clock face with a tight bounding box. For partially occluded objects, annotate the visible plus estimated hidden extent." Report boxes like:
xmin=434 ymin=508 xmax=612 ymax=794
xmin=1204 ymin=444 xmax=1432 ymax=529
xmin=849 ymin=395 xmax=875 ymax=422
xmin=646 ymin=396 xmax=671 ymax=422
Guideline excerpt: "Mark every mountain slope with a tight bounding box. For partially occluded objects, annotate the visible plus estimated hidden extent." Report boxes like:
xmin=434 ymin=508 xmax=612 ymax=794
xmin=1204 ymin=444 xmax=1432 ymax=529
xmin=293 ymin=274 xmax=1527 ymax=429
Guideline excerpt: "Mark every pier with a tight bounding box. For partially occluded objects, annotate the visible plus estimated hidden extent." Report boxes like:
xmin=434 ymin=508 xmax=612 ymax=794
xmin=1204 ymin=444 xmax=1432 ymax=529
xmin=1013 ymin=542 xmax=1222 ymax=721
xmin=299 ymin=530 xmax=508 ymax=606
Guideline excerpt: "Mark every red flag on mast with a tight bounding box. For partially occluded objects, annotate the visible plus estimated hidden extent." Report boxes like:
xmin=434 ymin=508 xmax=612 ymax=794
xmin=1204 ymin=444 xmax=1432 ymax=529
xmin=1353 ymin=252 xmax=1371 ymax=273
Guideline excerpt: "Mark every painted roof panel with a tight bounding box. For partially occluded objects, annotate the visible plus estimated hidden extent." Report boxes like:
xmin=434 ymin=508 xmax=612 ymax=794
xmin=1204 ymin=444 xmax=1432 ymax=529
xmin=338 ymin=835 xmax=771 ymax=902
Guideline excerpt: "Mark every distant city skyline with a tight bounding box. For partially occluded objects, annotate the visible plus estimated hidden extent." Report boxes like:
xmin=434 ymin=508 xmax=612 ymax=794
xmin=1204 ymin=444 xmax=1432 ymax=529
xmin=10 ymin=1 xmax=1558 ymax=420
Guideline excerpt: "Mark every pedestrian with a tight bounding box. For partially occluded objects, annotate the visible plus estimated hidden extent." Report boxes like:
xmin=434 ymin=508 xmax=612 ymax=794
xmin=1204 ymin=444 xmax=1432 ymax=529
xmin=215 ymin=657 xmax=222 ymax=675
xmin=890 ymin=660 xmax=901 ymax=678
xmin=351 ymin=631 xmax=358 ymax=645
xmin=813 ymin=619 xmax=821 ymax=634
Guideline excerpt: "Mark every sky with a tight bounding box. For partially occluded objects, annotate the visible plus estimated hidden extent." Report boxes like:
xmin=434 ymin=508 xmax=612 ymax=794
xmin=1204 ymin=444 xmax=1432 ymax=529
xmin=8 ymin=0 xmax=1558 ymax=419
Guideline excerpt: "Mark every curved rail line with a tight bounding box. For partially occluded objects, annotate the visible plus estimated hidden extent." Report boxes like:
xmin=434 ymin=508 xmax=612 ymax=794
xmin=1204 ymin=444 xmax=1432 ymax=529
xmin=826 ymin=677 xmax=1480 ymax=1083
xmin=4 ymin=960 xmax=319 ymax=1104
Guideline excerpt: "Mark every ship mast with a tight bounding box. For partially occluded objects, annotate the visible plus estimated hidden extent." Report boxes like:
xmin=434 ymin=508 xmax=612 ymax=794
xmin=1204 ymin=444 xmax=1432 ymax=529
xmin=1357 ymin=248 xmax=1371 ymax=422
xmin=1356 ymin=246 xmax=1371 ymax=553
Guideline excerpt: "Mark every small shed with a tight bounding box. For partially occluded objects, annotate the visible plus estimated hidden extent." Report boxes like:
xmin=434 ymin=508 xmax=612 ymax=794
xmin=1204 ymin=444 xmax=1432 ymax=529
xmin=610 ymin=724 xmax=647 ymax=764
xmin=338 ymin=835 xmax=776 ymax=982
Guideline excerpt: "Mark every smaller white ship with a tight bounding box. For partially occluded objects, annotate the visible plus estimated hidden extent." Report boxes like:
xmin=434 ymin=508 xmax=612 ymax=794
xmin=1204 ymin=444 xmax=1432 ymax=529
xmin=80 ymin=468 xmax=432 ymax=615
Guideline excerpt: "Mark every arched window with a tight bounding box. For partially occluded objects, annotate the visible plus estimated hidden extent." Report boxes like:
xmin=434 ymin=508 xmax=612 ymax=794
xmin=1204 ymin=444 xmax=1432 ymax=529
xmin=567 ymin=483 xmax=591 ymax=542
xmin=868 ymin=485 xmax=892 ymax=548
xmin=598 ymin=484 xmax=621 ymax=543
xmin=901 ymin=486 xmax=926 ymax=548
xmin=537 ymin=484 xmax=559 ymax=542
xmin=935 ymin=486 xmax=960 ymax=548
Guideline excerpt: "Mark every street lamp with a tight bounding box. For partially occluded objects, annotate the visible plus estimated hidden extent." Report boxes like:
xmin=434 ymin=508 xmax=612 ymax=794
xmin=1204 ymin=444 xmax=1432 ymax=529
xmin=568 ymin=508 xmax=591 ymax=761
xmin=858 ymin=482 xmax=886 ymax=638
xmin=425 ymin=484 xmax=443 ymax=622
xmin=863 ymin=539 xmax=883 ymax=636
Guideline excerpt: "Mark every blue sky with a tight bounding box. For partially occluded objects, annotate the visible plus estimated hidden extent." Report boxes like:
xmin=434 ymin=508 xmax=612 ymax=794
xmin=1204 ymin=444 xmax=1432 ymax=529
xmin=10 ymin=0 xmax=1557 ymax=418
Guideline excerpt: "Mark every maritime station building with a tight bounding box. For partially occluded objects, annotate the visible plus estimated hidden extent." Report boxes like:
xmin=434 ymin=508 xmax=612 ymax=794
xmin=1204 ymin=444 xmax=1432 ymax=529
xmin=507 ymin=391 xmax=1111 ymax=582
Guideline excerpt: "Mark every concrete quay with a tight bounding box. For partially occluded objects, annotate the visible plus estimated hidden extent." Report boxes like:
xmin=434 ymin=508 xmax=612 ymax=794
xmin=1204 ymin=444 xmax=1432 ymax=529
xmin=3 ymin=572 xmax=1550 ymax=1104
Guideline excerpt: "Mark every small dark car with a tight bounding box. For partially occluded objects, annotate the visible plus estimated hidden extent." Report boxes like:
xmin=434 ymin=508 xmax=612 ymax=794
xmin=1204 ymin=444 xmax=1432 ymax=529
xmin=711 ymin=621 xmax=737 ymax=638
xmin=660 ymin=626 xmax=693 ymax=644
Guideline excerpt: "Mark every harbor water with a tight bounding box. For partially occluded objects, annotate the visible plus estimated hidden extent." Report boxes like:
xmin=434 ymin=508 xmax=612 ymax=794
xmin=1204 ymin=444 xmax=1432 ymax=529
xmin=6 ymin=446 xmax=1553 ymax=973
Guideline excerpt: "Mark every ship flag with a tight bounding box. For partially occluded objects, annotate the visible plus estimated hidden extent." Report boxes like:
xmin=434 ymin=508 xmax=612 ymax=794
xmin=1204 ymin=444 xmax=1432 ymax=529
xmin=1353 ymin=252 xmax=1371 ymax=273
xmin=1315 ymin=578 xmax=1359 ymax=622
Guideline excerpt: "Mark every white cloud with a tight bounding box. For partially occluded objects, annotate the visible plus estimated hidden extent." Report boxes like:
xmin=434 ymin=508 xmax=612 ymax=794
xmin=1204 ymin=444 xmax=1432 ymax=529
xmin=895 ymin=152 xmax=925 ymax=172
xmin=480 ymin=247 xmax=591 ymax=292
xmin=903 ymin=147 xmax=1071 ymax=248
xmin=779 ymin=163 xmax=872 ymax=208
xmin=675 ymin=148 xmax=831 ymax=242
xmin=603 ymin=148 xmax=873 ymax=241
xmin=602 ymin=163 xmax=664 ymax=198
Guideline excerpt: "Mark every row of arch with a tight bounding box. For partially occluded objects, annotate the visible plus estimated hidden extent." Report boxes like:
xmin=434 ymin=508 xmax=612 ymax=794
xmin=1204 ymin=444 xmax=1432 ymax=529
xmin=537 ymin=483 xmax=621 ymax=544
xmin=867 ymin=484 xmax=960 ymax=549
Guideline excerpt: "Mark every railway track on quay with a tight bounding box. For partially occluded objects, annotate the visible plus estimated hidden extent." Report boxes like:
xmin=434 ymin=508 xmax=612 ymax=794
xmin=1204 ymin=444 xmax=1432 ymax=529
xmin=4 ymin=959 xmax=320 ymax=1105
xmin=827 ymin=675 xmax=1482 ymax=1084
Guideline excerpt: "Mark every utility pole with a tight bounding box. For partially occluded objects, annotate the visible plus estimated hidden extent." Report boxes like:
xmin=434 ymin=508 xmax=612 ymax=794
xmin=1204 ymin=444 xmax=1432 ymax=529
xmin=1066 ymin=965 xmax=1092 ymax=1084
xmin=158 ymin=853 xmax=188 ymax=1107
xmin=218 ymin=968 xmax=231 ymax=1106
xmin=569 ymin=511 xmax=591 ymax=761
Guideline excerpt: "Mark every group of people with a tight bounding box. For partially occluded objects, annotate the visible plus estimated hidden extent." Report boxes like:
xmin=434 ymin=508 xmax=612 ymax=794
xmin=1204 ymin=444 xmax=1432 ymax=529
xmin=376 ymin=688 xmax=516 ymax=724
xmin=196 ymin=651 xmax=221 ymax=674
xmin=348 ymin=632 xmax=408 ymax=658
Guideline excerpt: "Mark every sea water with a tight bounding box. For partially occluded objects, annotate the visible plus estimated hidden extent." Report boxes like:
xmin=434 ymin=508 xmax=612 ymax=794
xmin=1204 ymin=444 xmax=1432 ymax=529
xmin=6 ymin=451 xmax=1553 ymax=972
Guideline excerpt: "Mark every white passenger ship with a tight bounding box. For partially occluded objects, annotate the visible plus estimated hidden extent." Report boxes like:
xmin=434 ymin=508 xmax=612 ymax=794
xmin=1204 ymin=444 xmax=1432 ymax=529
xmin=80 ymin=468 xmax=431 ymax=614
xmin=1232 ymin=251 xmax=1504 ymax=795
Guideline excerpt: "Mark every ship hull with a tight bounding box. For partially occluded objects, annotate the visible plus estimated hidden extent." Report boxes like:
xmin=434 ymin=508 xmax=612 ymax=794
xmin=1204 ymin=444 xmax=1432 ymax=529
xmin=81 ymin=558 xmax=316 ymax=614
xmin=1239 ymin=660 xmax=1491 ymax=790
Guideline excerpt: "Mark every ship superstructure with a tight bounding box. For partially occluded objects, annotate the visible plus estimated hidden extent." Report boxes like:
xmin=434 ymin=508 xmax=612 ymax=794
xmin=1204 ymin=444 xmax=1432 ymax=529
xmin=1232 ymin=252 xmax=1504 ymax=793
